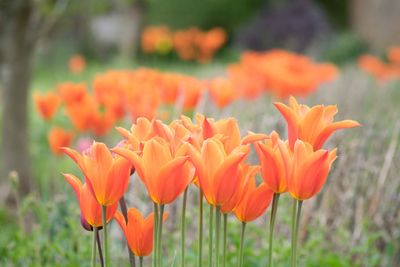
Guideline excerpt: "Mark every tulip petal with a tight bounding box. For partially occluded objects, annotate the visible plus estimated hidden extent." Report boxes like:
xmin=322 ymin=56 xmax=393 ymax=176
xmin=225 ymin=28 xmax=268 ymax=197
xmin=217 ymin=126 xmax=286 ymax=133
xmin=314 ymin=120 xmax=360 ymax=149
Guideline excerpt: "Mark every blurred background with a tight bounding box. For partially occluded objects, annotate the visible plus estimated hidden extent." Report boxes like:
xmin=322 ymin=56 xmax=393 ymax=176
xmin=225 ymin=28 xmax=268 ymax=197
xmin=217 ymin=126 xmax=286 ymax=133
xmin=0 ymin=0 xmax=400 ymax=266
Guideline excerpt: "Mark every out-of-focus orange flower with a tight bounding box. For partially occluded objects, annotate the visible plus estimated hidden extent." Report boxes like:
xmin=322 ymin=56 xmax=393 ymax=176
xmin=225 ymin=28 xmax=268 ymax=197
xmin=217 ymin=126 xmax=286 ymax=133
xmin=188 ymin=137 xmax=249 ymax=206
xmin=113 ymin=138 xmax=194 ymax=204
xmin=274 ymin=96 xmax=360 ymax=150
xmin=141 ymin=26 xmax=173 ymax=54
xmin=64 ymin=173 xmax=118 ymax=229
xmin=221 ymin=164 xmax=259 ymax=214
xmin=65 ymin=94 xmax=97 ymax=132
xmin=236 ymin=49 xmax=339 ymax=99
xmin=281 ymin=140 xmax=337 ymax=200
xmin=357 ymin=55 xmax=394 ymax=81
xmin=114 ymin=208 xmax=168 ymax=257
xmin=234 ymin=168 xmax=273 ymax=222
xmin=33 ymin=91 xmax=60 ymax=120
xmin=253 ymin=131 xmax=289 ymax=193
xmin=63 ymin=142 xmax=132 ymax=206
xmin=387 ymin=46 xmax=400 ymax=65
xmin=68 ymin=54 xmax=86 ymax=74
xmin=227 ymin=64 xmax=264 ymax=99
xmin=90 ymin=110 xmax=116 ymax=136
xmin=48 ymin=127 xmax=73 ymax=155
xmin=208 ymin=78 xmax=238 ymax=109
xmin=57 ymin=82 xmax=87 ymax=106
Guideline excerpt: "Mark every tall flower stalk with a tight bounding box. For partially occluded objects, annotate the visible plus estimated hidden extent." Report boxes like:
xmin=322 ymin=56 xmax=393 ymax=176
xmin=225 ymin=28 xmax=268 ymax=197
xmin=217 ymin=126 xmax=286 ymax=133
xmin=209 ymin=205 xmax=214 ymax=267
xmin=102 ymin=206 xmax=109 ymax=267
xmin=92 ymin=227 xmax=98 ymax=267
xmin=222 ymin=214 xmax=228 ymax=267
xmin=291 ymin=200 xmax=303 ymax=267
xmin=215 ymin=206 xmax=221 ymax=267
xmin=198 ymin=192 xmax=204 ymax=267
xmin=181 ymin=188 xmax=188 ymax=267
xmin=268 ymin=193 xmax=280 ymax=267
xmin=237 ymin=222 xmax=246 ymax=267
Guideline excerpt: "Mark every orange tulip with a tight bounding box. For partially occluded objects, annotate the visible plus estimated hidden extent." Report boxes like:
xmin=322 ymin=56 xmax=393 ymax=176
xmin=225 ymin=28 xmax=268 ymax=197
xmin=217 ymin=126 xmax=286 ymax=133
xmin=274 ymin=96 xmax=360 ymax=150
xmin=64 ymin=173 xmax=118 ymax=229
xmin=57 ymin=82 xmax=87 ymax=106
xmin=33 ymin=91 xmax=60 ymax=120
xmin=253 ymin=131 xmax=289 ymax=193
xmin=208 ymin=78 xmax=237 ymax=109
xmin=113 ymin=138 xmax=194 ymax=204
xmin=281 ymin=140 xmax=337 ymax=200
xmin=234 ymin=168 xmax=273 ymax=222
xmin=188 ymin=137 xmax=250 ymax=206
xmin=63 ymin=142 xmax=132 ymax=206
xmin=68 ymin=54 xmax=86 ymax=74
xmin=48 ymin=127 xmax=73 ymax=155
xmin=220 ymin=164 xmax=260 ymax=214
xmin=387 ymin=46 xmax=400 ymax=65
xmin=114 ymin=208 xmax=168 ymax=257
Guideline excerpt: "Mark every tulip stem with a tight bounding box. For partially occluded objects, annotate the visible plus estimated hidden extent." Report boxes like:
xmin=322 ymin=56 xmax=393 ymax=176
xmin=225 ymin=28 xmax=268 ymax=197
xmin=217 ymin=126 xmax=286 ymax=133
xmin=153 ymin=203 xmax=159 ymax=267
xmin=120 ymin=197 xmax=136 ymax=267
xmin=215 ymin=206 xmax=221 ymax=267
xmin=181 ymin=188 xmax=188 ymax=267
xmin=92 ymin=227 xmax=97 ymax=267
xmin=198 ymin=192 xmax=204 ymax=267
xmin=291 ymin=200 xmax=303 ymax=267
xmin=96 ymin=227 xmax=104 ymax=267
xmin=158 ymin=204 xmax=165 ymax=267
xmin=237 ymin=222 xmax=246 ymax=267
xmin=268 ymin=193 xmax=280 ymax=267
xmin=222 ymin=214 xmax=227 ymax=267
xmin=139 ymin=257 xmax=143 ymax=267
xmin=209 ymin=205 xmax=214 ymax=267
xmin=101 ymin=206 xmax=108 ymax=267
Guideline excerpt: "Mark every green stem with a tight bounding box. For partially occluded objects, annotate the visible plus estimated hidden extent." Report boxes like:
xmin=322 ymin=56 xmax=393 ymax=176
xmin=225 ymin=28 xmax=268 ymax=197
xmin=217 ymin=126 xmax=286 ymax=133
xmin=181 ymin=188 xmax=188 ymax=267
xmin=198 ymin=192 xmax=204 ymax=267
xmin=215 ymin=206 xmax=221 ymax=267
xmin=222 ymin=214 xmax=227 ymax=267
xmin=268 ymin=193 xmax=280 ymax=267
xmin=96 ymin=227 xmax=104 ymax=267
xmin=92 ymin=227 xmax=97 ymax=267
xmin=294 ymin=201 xmax=303 ymax=267
xmin=102 ymin=206 xmax=108 ymax=267
xmin=139 ymin=257 xmax=143 ymax=267
xmin=153 ymin=203 xmax=159 ymax=267
xmin=158 ymin=205 xmax=165 ymax=267
xmin=237 ymin=222 xmax=246 ymax=267
xmin=291 ymin=199 xmax=296 ymax=267
xmin=291 ymin=200 xmax=303 ymax=267
xmin=209 ymin=205 xmax=214 ymax=267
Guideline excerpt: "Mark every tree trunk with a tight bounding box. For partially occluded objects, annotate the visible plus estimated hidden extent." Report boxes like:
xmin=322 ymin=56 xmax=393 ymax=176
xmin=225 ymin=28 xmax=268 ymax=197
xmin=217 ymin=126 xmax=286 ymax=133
xmin=0 ymin=0 xmax=34 ymax=197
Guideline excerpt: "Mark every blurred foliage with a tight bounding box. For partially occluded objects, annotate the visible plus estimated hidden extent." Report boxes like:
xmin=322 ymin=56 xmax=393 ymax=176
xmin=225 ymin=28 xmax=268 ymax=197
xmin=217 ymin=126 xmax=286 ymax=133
xmin=146 ymin=0 xmax=263 ymax=34
xmin=320 ymin=32 xmax=368 ymax=65
xmin=315 ymin=0 xmax=349 ymax=29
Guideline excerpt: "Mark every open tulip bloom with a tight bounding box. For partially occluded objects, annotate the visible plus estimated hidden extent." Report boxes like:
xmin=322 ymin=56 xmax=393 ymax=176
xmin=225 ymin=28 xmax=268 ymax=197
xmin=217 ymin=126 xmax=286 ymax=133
xmin=60 ymin=98 xmax=358 ymax=267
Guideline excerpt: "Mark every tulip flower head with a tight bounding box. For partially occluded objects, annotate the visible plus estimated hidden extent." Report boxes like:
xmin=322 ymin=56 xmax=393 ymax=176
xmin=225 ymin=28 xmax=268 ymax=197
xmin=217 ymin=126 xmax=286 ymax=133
xmin=48 ymin=127 xmax=73 ymax=156
xmin=274 ymin=96 xmax=360 ymax=150
xmin=114 ymin=208 xmax=168 ymax=257
xmin=63 ymin=142 xmax=132 ymax=206
xmin=33 ymin=91 xmax=60 ymax=121
xmin=220 ymin=164 xmax=260 ymax=214
xmin=283 ymin=140 xmax=337 ymax=200
xmin=189 ymin=137 xmax=250 ymax=206
xmin=64 ymin=173 xmax=118 ymax=229
xmin=234 ymin=169 xmax=274 ymax=223
xmin=113 ymin=138 xmax=194 ymax=205
xmin=253 ymin=131 xmax=290 ymax=193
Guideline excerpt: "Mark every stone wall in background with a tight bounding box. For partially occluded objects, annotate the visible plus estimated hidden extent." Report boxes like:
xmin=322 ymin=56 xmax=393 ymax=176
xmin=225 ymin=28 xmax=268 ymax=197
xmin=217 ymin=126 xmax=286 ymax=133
xmin=351 ymin=0 xmax=400 ymax=51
